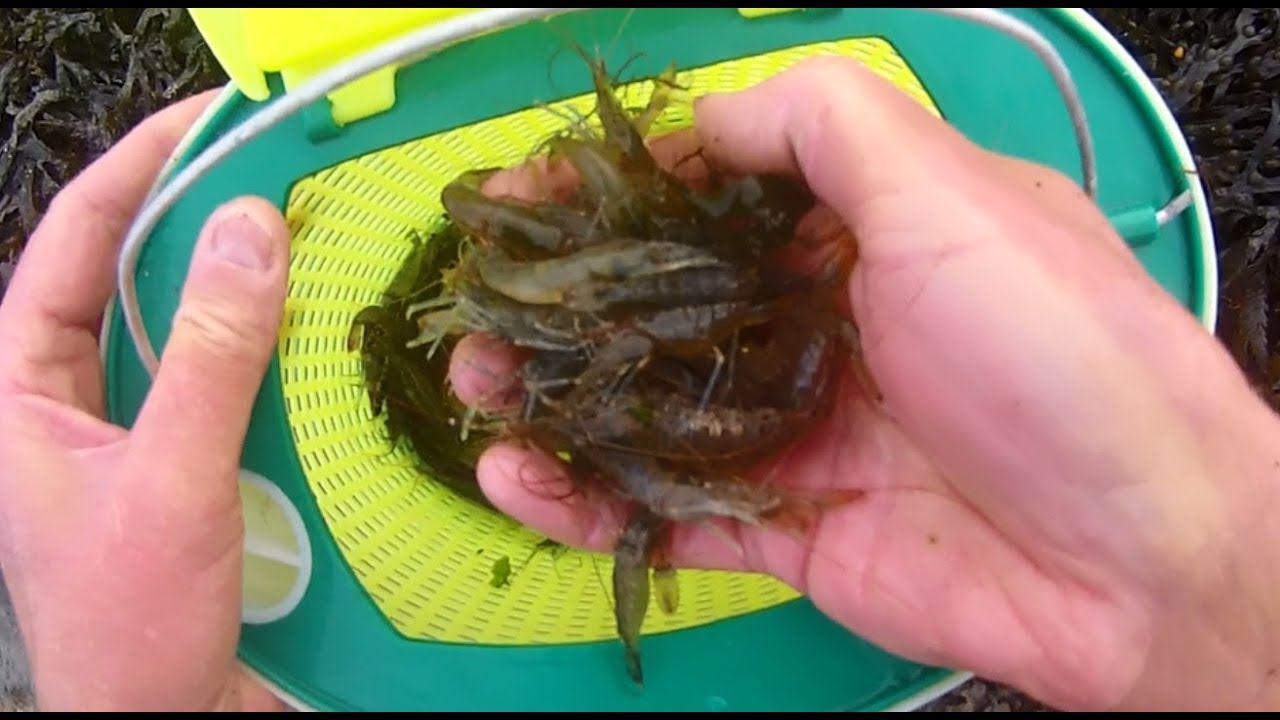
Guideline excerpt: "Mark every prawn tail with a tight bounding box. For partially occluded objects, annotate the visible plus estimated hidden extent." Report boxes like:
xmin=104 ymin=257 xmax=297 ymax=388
xmin=624 ymin=641 xmax=645 ymax=688
xmin=652 ymin=565 xmax=679 ymax=616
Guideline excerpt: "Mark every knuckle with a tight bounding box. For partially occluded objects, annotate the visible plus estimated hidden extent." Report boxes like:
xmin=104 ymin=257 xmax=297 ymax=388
xmin=171 ymin=299 xmax=269 ymax=363
xmin=788 ymin=54 xmax=870 ymax=90
xmin=49 ymin=175 xmax=126 ymax=232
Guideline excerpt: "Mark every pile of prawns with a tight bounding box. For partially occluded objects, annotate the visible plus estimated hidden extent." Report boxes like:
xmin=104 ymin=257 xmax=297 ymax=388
xmin=398 ymin=49 xmax=868 ymax=687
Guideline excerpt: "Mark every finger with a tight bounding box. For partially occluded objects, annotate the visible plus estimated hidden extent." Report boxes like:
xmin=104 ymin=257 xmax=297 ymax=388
xmin=645 ymin=129 xmax=712 ymax=187
xmin=0 ymin=90 xmax=219 ymax=406
xmin=477 ymin=442 xmax=626 ymax=551
xmin=128 ymin=196 xmax=289 ymax=506
xmin=480 ymin=154 xmax=577 ymax=203
xmin=475 ymin=441 xmax=785 ymax=576
xmin=692 ymin=56 xmax=1128 ymax=271
xmin=447 ymin=332 xmax=525 ymax=410
xmin=1 ymin=91 xmax=219 ymax=343
xmin=474 ymin=441 xmax=757 ymax=575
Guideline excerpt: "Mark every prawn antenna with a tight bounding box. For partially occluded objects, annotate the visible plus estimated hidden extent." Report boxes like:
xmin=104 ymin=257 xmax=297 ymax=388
xmin=604 ymin=7 xmax=637 ymax=69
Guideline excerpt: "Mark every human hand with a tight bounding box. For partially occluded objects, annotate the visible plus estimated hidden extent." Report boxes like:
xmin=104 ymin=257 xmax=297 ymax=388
xmin=449 ymin=57 xmax=1280 ymax=711
xmin=0 ymin=92 xmax=291 ymax=711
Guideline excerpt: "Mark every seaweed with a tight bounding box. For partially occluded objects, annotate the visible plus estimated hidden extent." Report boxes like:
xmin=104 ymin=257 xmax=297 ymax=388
xmin=0 ymin=8 xmax=225 ymax=300
xmin=1089 ymin=8 xmax=1280 ymax=406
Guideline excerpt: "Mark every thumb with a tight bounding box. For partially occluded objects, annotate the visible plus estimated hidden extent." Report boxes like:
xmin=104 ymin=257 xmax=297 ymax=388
xmin=130 ymin=197 xmax=289 ymax=499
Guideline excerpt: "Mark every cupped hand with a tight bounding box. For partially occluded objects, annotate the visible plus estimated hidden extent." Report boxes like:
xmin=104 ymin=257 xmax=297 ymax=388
xmin=0 ymin=92 xmax=291 ymax=711
xmin=450 ymin=57 xmax=1280 ymax=712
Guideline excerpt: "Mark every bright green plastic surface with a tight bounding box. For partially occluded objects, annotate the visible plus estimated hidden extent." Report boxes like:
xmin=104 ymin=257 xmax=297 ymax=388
xmin=103 ymin=7 xmax=1213 ymax=712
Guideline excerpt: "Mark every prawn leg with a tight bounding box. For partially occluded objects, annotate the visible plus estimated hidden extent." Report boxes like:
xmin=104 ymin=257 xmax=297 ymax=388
xmin=605 ymin=354 xmax=651 ymax=404
xmin=650 ymin=522 xmax=679 ymax=615
xmin=406 ymin=307 xmax=468 ymax=358
xmin=403 ymin=294 xmax=458 ymax=320
xmin=720 ymin=330 xmax=740 ymax=405
xmin=520 ymin=377 xmax=580 ymax=422
xmin=698 ymin=345 xmax=725 ymax=412
xmin=585 ymin=448 xmax=783 ymax=526
xmin=564 ymin=331 xmax=655 ymax=408
xmin=631 ymin=63 xmax=681 ymax=137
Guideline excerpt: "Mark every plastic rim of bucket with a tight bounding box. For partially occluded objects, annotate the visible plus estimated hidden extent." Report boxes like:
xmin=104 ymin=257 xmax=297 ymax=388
xmin=99 ymin=8 xmax=1216 ymax=712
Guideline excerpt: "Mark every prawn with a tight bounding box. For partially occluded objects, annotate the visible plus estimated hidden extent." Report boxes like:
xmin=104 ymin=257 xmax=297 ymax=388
xmin=545 ymin=134 xmax=649 ymax=232
xmin=561 ymin=264 xmax=762 ymax=315
xmin=583 ymin=447 xmax=862 ymax=531
xmin=407 ymin=287 xmax=594 ymax=355
xmin=474 ymin=239 xmax=725 ymax=306
xmin=611 ymin=505 xmax=667 ymax=688
xmin=405 ymin=254 xmax=603 ymax=354
xmin=599 ymin=300 xmax=780 ymax=408
xmin=536 ymin=384 xmax=808 ymax=471
xmin=441 ymin=181 xmax=604 ymax=260
xmin=569 ymin=49 xmax=699 ymax=223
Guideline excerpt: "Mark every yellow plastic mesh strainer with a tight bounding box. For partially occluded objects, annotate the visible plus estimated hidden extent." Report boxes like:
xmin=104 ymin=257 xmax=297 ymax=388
xmin=278 ymin=37 xmax=941 ymax=645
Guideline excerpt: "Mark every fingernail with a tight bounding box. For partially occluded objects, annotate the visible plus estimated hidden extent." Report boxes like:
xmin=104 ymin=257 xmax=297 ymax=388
xmin=211 ymin=212 xmax=274 ymax=272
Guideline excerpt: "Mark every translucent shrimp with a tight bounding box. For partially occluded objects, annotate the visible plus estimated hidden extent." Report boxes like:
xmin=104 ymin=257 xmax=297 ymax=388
xmin=474 ymin=239 xmax=725 ymax=306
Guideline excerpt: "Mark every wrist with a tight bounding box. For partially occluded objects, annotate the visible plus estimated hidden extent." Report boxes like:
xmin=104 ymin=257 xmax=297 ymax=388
xmin=1117 ymin=385 xmax=1280 ymax=711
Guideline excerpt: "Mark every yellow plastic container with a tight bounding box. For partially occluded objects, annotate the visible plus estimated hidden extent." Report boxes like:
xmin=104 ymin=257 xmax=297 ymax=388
xmin=188 ymin=8 xmax=480 ymax=124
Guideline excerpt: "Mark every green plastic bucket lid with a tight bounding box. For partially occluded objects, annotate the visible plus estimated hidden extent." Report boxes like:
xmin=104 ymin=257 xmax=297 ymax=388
xmin=101 ymin=8 xmax=1215 ymax=712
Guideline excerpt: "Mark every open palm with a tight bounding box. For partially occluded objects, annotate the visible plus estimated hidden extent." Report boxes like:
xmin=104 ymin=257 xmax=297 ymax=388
xmin=450 ymin=57 xmax=1276 ymax=712
xmin=448 ymin=177 xmax=1150 ymax=712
